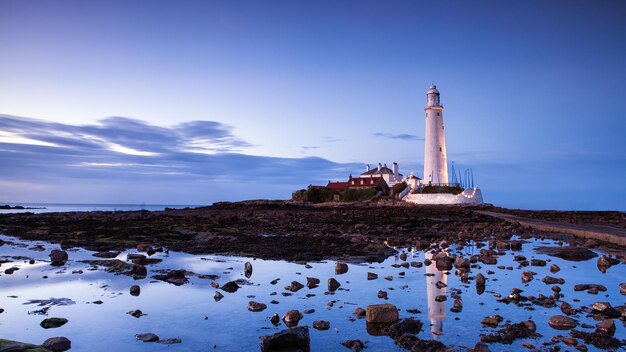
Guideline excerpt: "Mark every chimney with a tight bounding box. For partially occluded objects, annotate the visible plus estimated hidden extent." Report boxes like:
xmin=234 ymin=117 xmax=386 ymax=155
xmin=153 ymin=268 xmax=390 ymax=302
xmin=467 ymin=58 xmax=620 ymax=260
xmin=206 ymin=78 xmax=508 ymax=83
xmin=377 ymin=163 xmax=382 ymax=171
xmin=393 ymin=162 xmax=399 ymax=178
xmin=366 ymin=164 xmax=370 ymax=172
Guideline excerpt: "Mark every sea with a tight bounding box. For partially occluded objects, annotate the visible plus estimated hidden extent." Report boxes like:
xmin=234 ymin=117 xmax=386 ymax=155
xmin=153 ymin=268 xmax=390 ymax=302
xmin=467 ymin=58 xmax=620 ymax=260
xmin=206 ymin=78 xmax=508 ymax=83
xmin=0 ymin=203 xmax=203 ymax=214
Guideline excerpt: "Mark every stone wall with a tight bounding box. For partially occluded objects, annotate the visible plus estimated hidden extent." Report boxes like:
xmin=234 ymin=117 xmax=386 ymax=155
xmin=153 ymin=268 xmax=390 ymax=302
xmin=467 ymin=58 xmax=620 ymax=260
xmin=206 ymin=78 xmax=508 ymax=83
xmin=403 ymin=188 xmax=483 ymax=205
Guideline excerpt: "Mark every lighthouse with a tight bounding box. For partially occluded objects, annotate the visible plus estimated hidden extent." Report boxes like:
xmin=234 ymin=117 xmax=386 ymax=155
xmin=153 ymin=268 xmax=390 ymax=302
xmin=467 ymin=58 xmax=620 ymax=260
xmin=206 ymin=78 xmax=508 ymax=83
xmin=423 ymin=84 xmax=449 ymax=185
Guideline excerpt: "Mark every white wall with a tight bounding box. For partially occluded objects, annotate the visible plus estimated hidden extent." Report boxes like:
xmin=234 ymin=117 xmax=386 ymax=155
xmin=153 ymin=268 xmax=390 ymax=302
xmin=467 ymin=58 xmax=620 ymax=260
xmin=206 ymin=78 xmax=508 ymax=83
xmin=404 ymin=188 xmax=483 ymax=205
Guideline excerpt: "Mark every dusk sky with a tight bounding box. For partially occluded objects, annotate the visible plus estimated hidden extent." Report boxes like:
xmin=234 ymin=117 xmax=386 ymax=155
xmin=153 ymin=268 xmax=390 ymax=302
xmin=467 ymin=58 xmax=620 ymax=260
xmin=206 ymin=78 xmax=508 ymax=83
xmin=1 ymin=0 xmax=624 ymax=210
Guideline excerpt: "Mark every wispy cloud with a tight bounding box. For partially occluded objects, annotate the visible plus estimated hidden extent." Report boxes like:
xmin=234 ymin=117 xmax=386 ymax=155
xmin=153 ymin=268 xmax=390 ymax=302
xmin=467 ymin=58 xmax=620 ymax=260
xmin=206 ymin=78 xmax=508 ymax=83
xmin=322 ymin=136 xmax=345 ymax=143
xmin=0 ymin=115 xmax=361 ymax=200
xmin=373 ymin=132 xmax=423 ymax=141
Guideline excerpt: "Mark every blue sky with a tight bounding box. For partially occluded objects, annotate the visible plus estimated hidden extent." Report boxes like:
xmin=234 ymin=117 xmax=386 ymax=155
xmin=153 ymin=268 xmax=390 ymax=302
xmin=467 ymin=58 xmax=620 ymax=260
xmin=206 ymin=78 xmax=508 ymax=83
xmin=0 ymin=0 xmax=624 ymax=210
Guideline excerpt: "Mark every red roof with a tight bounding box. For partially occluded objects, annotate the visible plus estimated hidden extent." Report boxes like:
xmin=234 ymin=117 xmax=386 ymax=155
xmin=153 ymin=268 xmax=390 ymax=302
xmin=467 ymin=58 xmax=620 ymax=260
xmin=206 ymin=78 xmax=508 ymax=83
xmin=347 ymin=176 xmax=388 ymax=189
xmin=326 ymin=181 xmax=348 ymax=190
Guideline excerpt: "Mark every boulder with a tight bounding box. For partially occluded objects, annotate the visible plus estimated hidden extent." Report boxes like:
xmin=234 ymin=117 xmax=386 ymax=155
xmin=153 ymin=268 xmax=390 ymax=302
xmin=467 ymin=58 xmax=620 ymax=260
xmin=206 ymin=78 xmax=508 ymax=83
xmin=135 ymin=333 xmax=159 ymax=342
xmin=248 ymin=301 xmax=267 ymax=312
xmin=335 ymin=262 xmax=348 ymax=274
xmin=328 ymin=278 xmax=341 ymax=291
xmin=550 ymin=264 xmax=560 ymax=273
xmin=49 ymin=250 xmax=68 ymax=266
xmin=270 ymin=314 xmax=280 ymax=326
xmin=92 ymin=251 xmax=119 ymax=258
xmin=481 ymin=256 xmax=497 ymax=265
xmin=377 ymin=290 xmax=387 ymax=299
xmin=313 ymin=320 xmax=330 ymax=330
xmin=132 ymin=265 xmax=147 ymax=277
xmin=40 ymin=318 xmax=68 ymax=329
xmin=341 ymin=339 xmax=365 ymax=352
xmin=521 ymin=271 xmax=534 ymax=283
xmin=221 ymin=281 xmax=240 ymax=293
xmin=353 ymin=307 xmax=366 ymax=318
xmin=454 ymin=257 xmax=470 ymax=269
xmin=481 ymin=315 xmax=503 ymax=327
xmin=531 ymin=259 xmax=547 ymax=266
xmin=620 ymin=282 xmax=626 ymax=295
xmin=471 ymin=342 xmax=492 ymax=352
xmin=475 ymin=273 xmax=486 ymax=294
xmin=306 ymin=277 xmax=320 ymax=288
xmin=595 ymin=319 xmax=615 ymax=337
xmin=42 ymin=337 xmax=71 ymax=351
xmin=0 ymin=339 xmax=50 ymax=352
xmin=435 ymin=258 xmax=453 ymax=271
xmin=574 ymin=284 xmax=607 ymax=292
xmin=542 ymin=276 xmax=565 ymax=285
xmin=259 ymin=326 xmax=310 ymax=352
xmin=130 ymin=285 xmax=140 ymax=296
xmin=284 ymin=281 xmax=305 ymax=292
xmin=548 ymin=315 xmax=578 ymax=330
xmin=367 ymin=272 xmax=378 ymax=280
xmin=244 ymin=261 xmax=253 ymax=278
xmin=214 ymin=291 xmax=224 ymax=302
xmin=282 ymin=310 xmax=303 ymax=327
xmin=365 ymin=303 xmax=398 ymax=324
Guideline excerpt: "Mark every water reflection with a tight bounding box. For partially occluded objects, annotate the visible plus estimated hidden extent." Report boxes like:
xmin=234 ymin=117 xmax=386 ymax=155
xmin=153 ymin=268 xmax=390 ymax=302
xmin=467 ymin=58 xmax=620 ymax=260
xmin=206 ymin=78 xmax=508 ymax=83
xmin=425 ymin=251 xmax=446 ymax=340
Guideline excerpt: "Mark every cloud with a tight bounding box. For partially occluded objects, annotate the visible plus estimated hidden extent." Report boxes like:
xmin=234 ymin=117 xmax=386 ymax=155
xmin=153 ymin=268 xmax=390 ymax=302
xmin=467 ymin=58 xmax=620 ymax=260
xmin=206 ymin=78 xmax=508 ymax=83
xmin=322 ymin=136 xmax=345 ymax=143
xmin=0 ymin=114 xmax=361 ymax=203
xmin=373 ymin=132 xmax=423 ymax=141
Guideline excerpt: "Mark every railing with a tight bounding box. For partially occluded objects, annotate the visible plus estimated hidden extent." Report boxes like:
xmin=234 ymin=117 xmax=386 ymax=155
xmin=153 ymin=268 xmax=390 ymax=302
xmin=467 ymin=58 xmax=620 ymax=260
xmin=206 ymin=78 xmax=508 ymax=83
xmin=398 ymin=186 xmax=411 ymax=200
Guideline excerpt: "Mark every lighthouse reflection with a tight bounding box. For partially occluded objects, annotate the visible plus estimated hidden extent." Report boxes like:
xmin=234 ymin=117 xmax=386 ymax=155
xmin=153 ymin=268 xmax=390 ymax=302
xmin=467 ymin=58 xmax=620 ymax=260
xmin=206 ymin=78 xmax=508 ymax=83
xmin=425 ymin=251 xmax=447 ymax=340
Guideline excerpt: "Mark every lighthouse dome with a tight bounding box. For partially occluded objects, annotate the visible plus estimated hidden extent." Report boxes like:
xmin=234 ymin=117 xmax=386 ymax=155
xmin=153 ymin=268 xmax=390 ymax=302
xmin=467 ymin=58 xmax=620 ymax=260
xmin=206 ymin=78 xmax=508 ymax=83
xmin=427 ymin=84 xmax=439 ymax=95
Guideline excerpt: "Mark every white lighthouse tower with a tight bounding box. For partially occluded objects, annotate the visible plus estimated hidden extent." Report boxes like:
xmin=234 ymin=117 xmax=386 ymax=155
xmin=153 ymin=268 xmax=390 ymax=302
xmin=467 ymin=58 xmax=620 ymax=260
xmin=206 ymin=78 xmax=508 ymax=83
xmin=423 ymin=84 xmax=449 ymax=185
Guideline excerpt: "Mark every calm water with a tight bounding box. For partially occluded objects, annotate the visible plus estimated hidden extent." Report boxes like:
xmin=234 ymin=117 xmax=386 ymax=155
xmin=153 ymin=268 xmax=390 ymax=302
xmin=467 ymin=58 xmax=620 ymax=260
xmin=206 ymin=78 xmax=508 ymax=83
xmin=0 ymin=234 xmax=623 ymax=351
xmin=0 ymin=203 xmax=202 ymax=214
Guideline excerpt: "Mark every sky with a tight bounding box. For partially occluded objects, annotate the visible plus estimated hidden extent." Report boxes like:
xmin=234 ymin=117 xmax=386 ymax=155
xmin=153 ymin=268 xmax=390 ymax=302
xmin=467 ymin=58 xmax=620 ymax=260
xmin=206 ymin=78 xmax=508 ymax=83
xmin=0 ymin=0 xmax=625 ymax=210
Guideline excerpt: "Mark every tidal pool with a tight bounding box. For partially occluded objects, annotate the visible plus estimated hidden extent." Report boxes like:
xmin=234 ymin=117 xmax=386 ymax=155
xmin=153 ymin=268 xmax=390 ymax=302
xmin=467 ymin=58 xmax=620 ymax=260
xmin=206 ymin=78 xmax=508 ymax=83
xmin=0 ymin=234 xmax=624 ymax=351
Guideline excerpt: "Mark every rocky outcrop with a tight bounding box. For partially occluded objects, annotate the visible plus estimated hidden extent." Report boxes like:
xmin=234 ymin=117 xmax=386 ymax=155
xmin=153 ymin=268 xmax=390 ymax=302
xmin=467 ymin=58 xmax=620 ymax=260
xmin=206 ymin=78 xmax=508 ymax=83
xmin=259 ymin=326 xmax=310 ymax=352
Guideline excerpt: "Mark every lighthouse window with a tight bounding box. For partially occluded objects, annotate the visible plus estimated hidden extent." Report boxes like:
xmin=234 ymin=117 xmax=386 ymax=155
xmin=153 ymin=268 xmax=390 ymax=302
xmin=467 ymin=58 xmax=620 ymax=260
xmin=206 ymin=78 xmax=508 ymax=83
xmin=439 ymin=147 xmax=442 ymax=151
xmin=437 ymin=112 xmax=440 ymax=116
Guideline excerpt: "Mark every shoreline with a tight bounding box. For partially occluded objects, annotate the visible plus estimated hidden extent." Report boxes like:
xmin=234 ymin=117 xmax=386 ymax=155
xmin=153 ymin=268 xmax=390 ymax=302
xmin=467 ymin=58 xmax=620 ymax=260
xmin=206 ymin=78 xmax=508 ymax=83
xmin=0 ymin=200 xmax=624 ymax=262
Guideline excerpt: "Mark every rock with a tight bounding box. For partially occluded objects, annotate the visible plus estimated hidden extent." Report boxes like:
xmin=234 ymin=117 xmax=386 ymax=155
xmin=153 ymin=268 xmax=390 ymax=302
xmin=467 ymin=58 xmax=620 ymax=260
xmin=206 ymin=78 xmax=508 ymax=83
xmin=435 ymin=295 xmax=446 ymax=302
xmin=306 ymin=277 xmax=320 ymax=288
xmin=313 ymin=320 xmax=330 ymax=330
xmin=480 ymin=320 xmax=539 ymax=344
xmin=377 ymin=290 xmax=387 ymax=299
xmin=135 ymin=333 xmax=159 ymax=342
xmin=93 ymin=251 xmax=119 ymax=258
xmin=399 ymin=252 xmax=407 ymax=261
xmin=221 ymin=281 xmax=240 ymax=293
xmin=128 ymin=309 xmax=144 ymax=318
xmin=157 ymin=338 xmax=182 ymax=344
xmin=335 ymin=262 xmax=348 ymax=274
xmin=536 ymin=246 xmax=598 ymax=261
xmin=570 ymin=329 xmax=623 ymax=350
xmin=341 ymin=339 xmax=365 ymax=352
xmin=521 ymin=271 xmax=534 ymax=283
xmin=592 ymin=301 xmax=613 ymax=313
xmin=471 ymin=342 xmax=492 ymax=352
xmin=284 ymin=281 xmax=305 ymax=292
xmin=353 ymin=307 xmax=366 ymax=318
xmin=365 ymin=303 xmax=398 ymax=324
xmin=550 ymin=264 xmax=560 ymax=273
xmin=49 ymin=250 xmax=68 ymax=266
xmin=542 ymin=276 xmax=565 ymax=285
xmin=595 ymin=319 xmax=615 ymax=337
xmin=42 ymin=337 xmax=71 ymax=351
xmin=620 ymin=282 xmax=626 ymax=295
xmin=259 ymin=326 xmax=310 ymax=352
xmin=127 ymin=253 xmax=146 ymax=260
xmin=450 ymin=298 xmax=462 ymax=313
xmin=574 ymin=284 xmax=607 ymax=292
xmin=0 ymin=339 xmax=50 ymax=352
xmin=248 ymin=301 xmax=267 ymax=312
xmin=481 ymin=315 xmax=503 ymax=327
xmin=244 ymin=261 xmax=253 ymax=278
xmin=130 ymin=285 xmax=140 ymax=296
xmin=367 ymin=272 xmax=378 ymax=280
xmin=152 ymin=269 xmax=188 ymax=286
xmin=40 ymin=317 xmax=68 ymax=329
xmin=481 ymin=256 xmax=497 ymax=265
xmin=548 ymin=315 xmax=578 ymax=330
xmin=282 ymin=310 xmax=303 ymax=327
xmin=132 ymin=264 xmax=147 ymax=277
xmin=562 ymin=337 xmax=578 ymax=346
xmin=410 ymin=261 xmax=422 ymax=268
xmin=270 ymin=314 xmax=280 ymax=326
xmin=454 ymin=257 xmax=470 ymax=269
xmin=328 ymin=278 xmax=341 ymax=291
xmin=384 ymin=275 xmax=393 ymax=281
xmin=435 ymin=257 xmax=453 ymax=271
xmin=214 ymin=291 xmax=224 ymax=302
xmin=475 ymin=273 xmax=485 ymax=294
xmin=531 ymin=259 xmax=546 ymax=266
